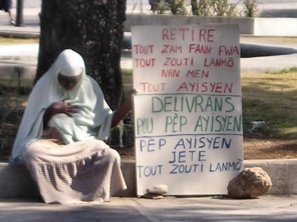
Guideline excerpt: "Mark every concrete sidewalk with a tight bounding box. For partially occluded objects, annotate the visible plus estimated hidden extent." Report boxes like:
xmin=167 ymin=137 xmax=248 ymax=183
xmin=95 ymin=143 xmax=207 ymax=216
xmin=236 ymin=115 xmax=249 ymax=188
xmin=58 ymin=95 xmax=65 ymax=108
xmin=0 ymin=6 xmax=40 ymax=37
xmin=0 ymin=195 xmax=297 ymax=222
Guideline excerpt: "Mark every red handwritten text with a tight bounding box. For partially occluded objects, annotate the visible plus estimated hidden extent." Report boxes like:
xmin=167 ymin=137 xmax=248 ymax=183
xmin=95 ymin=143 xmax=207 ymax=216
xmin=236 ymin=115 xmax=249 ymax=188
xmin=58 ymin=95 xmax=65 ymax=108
xmin=162 ymin=27 xmax=215 ymax=42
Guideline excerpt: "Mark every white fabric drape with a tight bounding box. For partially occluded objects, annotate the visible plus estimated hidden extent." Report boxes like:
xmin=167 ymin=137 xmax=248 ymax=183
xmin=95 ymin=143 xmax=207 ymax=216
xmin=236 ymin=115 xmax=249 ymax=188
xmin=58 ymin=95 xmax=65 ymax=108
xmin=9 ymin=50 xmax=127 ymax=204
xmin=22 ymin=138 xmax=127 ymax=204
xmin=10 ymin=49 xmax=113 ymax=163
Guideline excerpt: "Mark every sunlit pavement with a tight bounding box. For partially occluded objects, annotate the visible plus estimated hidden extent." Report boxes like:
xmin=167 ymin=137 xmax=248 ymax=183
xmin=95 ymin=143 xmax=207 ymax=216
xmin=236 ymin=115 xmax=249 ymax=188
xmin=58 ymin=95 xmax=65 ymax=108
xmin=0 ymin=195 xmax=297 ymax=222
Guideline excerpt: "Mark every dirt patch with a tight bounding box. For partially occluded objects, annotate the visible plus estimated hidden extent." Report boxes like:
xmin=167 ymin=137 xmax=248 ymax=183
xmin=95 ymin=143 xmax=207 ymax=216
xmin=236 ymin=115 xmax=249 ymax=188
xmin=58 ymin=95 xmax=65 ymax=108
xmin=244 ymin=138 xmax=297 ymax=160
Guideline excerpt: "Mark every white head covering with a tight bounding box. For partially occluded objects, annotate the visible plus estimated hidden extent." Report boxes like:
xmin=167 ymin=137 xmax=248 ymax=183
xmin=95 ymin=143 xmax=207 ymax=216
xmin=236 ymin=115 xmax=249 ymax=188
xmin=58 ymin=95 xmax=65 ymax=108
xmin=56 ymin=50 xmax=83 ymax=77
xmin=10 ymin=49 xmax=114 ymax=163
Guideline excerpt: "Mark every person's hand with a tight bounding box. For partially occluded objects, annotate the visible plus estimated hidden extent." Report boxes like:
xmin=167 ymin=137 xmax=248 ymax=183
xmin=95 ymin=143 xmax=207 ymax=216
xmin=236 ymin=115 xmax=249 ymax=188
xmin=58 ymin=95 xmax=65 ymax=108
xmin=49 ymin=101 xmax=78 ymax=117
xmin=126 ymin=89 xmax=137 ymax=105
xmin=127 ymin=89 xmax=137 ymax=95
xmin=43 ymin=101 xmax=79 ymax=128
xmin=111 ymin=89 xmax=137 ymax=127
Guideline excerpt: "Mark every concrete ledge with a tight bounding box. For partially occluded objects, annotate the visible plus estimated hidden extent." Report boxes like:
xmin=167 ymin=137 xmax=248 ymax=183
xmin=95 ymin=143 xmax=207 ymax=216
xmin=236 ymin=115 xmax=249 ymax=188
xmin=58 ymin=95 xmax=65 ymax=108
xmin=124 ymin=14 xmax=297 ymax=37
xmin=0 ymin=162 xmax=40 ymax=199
xmin=1 ymin=159 xmax=297 ymax=199
xmin=1 ymin=15 xmax=297 ymax=38
xmin=0 ymin=64 xmax=35 ymax=88
xmin=254 ymin=17 xmax=297 ymax=36
xmin=124 ymin=14 xmax=254 ymax=34
xmin=0 ymin=30 xmax=39 ymax=39
xmin=244 ymin=159 xmax=297 ymax=195
xmin=0 ymin=160 xmax=137 ymax=199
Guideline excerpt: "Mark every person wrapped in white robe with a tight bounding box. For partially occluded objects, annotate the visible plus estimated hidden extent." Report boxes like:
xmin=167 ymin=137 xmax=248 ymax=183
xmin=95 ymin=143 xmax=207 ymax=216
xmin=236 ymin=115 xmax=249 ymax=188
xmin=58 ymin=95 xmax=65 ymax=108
xmin=10 ymin=49 xmax=130 ymax=204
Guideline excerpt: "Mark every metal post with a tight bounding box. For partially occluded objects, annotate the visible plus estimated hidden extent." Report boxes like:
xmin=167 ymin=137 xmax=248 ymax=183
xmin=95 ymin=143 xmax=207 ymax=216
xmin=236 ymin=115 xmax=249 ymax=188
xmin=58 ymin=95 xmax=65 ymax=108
xmin=16 ymin=0 xmax=24 ymax=27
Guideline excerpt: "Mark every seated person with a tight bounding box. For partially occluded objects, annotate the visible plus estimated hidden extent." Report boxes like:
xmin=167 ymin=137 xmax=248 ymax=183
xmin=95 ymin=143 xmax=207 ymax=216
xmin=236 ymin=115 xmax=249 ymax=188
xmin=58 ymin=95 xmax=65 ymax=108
xmin=10 ymin=49 xmax=135 ymax=204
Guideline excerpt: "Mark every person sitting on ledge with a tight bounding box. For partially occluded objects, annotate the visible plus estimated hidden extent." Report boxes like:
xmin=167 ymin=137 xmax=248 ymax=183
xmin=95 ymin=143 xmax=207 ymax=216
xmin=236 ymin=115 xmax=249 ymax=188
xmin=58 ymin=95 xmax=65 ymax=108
xmin=10 ymin=49 xmax=135 ymax=204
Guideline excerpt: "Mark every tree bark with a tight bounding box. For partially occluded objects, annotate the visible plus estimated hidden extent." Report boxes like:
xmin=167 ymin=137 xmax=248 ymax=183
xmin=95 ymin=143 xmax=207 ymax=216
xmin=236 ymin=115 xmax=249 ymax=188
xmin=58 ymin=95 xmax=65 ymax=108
xmin=36 ymin=0 xmax=126 ymax=110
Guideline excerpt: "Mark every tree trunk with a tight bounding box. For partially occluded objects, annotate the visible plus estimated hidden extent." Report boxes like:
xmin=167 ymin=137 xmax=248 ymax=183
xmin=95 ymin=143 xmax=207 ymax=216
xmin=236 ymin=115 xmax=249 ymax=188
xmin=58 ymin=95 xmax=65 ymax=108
xmin=36 ymin=0 xmax=126 ymax=110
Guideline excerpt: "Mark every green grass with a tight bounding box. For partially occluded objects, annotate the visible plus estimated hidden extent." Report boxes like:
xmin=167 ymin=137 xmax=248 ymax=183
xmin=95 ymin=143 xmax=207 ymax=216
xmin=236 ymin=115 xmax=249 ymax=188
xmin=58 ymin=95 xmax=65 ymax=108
xmin=267 ymin=67 xmax=297 ymax=74
xmin=122 ymin=68 xmax=297 ymax=140
xmin=0 ymin=37 xmax=39 ymax=44
xmin=241 ymin=71 xmax=297 ymax=139
xmin=121 ymin=68 xmax=133 ymax=76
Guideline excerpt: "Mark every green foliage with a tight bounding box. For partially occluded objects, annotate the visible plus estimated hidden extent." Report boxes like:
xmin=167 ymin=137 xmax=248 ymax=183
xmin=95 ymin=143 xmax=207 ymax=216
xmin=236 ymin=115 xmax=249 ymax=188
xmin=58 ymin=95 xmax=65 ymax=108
xmin=242 ymin=0 xmax=258 ymax=17
xmin=191 ymin=0 xmax=209 ymax=16
xmin=191 ymin=0 xmax=238 ymax=16
xmin=266 ymin=67 xmax=297 ymax=75
xmin=153 ymin=0 xmax=186 ymax=15
xmin=152 ymin=0 xmax=258 ymax=17
xmin=167 ymin=0 xmax=187 ymax=15
xmin=121 ymin=68 xmax=133 ymax=76
xmin=210 ymin=0 xmax=237 ymax=16
xmin=226 ymin=3 xmax=238 ymax=16
xmin=155 ymin=0 xmax=170 ymax=14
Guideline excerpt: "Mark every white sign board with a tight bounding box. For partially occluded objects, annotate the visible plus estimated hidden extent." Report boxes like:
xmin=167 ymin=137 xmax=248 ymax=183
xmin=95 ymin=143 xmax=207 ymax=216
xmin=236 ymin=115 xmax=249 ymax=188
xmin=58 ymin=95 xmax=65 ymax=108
xmin=132 ymin=24 xmax=243 ymax=196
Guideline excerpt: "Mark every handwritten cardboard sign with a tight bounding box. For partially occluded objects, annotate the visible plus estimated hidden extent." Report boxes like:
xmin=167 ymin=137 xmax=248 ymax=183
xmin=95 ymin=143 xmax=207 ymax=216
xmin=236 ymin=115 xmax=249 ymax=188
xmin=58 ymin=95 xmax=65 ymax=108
xmin=132 ymin=24 xmax=243 ymax=196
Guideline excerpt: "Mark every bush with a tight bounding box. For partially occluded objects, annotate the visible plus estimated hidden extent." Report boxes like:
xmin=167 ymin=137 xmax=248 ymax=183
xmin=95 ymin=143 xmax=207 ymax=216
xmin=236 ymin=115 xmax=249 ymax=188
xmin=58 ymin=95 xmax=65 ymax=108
xmin=167 ymin=0 xmax=187 ymax=15
xmin=191 ymin=0 xmax=237 ymax=16
xmin=242 ymin=0 xmax=258 ymax=17
xmin=152 ymin=0 xmax=258 ymax=17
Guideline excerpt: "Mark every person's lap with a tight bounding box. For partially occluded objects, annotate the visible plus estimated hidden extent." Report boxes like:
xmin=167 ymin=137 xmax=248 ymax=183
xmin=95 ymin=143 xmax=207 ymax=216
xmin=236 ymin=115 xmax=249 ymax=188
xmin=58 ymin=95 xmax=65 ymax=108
xmin=21 ymin=138 xmax=125 ymax=204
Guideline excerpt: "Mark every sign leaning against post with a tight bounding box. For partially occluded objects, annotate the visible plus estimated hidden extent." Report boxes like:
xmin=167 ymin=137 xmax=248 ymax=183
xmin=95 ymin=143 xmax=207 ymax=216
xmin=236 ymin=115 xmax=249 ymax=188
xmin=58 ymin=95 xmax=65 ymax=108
xmin=132 ymin=24 xmax=243 ymax=196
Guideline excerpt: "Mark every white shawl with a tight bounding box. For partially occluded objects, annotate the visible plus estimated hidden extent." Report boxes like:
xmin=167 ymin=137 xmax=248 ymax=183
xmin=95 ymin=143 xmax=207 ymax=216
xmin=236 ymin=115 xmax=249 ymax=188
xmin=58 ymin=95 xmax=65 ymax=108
xmin=10 ymin=49 xmax=114 ymax=163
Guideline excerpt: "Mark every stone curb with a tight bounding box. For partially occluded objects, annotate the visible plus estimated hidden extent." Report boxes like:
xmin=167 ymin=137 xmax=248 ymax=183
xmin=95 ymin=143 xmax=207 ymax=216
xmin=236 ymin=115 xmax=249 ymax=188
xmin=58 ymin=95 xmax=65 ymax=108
xmin=0 ymin=63 xmax=36 ymax=88
xmin=0 ymin=158 xmax=296 ymax=199
xmin=244 ymin=159 xmax=297 ymax=195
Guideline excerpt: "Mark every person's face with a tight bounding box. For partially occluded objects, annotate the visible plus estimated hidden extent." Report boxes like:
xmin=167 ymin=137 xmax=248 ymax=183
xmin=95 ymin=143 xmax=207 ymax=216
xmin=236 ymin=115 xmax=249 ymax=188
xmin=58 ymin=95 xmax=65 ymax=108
xmin=58 ymin=73 xmax=81 ymax=90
